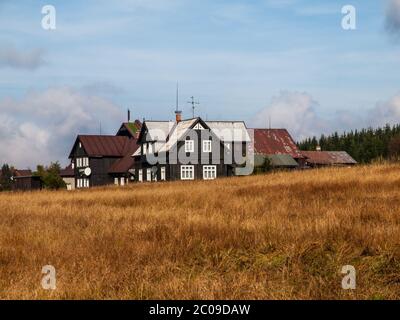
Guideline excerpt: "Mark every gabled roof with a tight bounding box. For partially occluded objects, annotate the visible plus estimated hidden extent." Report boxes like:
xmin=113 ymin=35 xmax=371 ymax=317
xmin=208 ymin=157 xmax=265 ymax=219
xmin=135 ymin=118 xmax=252 ymax=156
xmin=252 ymin=129 xmax=304 ymax=159
xmin=302 ymin=151 xmax=357 ymax=165
xmin=60 ymin=164 xmax=74 ymax=177
xmin=14 ymin=169 xmax=33 ymax=177
xmin=69 ymin=135 xmax=131 ymax=158
xmin=117 ymin=120 xmax=142 ymax=138
xmin=139 ymin=121 xmax=175 ymax=142
xmin=108 ymin=139 xmax=140 ymax=173
xmin=158 ymin=118 xmax=198 ymax=153
xmin=206 ymin=121 xmax=251 ymax=142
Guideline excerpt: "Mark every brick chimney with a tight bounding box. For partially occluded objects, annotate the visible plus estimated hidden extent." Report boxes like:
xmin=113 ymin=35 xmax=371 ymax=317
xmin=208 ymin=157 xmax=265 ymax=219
xmin=175 ymin=110 xmax=182 ymax=123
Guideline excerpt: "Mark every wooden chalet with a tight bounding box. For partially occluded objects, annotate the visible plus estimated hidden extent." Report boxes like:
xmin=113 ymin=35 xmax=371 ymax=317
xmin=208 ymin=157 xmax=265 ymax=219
xmin=67 ymin=120 xmax=141 ymax=189
xmin=301 ymin=151 xmax=357 ymax=168
xmin=132 ymin=113 xmax=251 ymax=182
xmin=251 ymin=128 xmax=306 ymax=168
xmin=12 ymin=169 xmax=42 ymax=191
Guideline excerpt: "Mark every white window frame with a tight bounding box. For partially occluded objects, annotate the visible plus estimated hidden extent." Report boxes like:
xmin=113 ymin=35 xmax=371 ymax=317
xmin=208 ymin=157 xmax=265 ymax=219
xmin=147 ymin=168 xmax=152 ymax=182
xmin=143 ymin=144 xmax=147 ymax=155
xmin=203 ymin=140 xmax=212 ymax=153
xmin=161 ymin=167 xmax=166 ymax=181
xmin=224 ymin=142 xmax=231 ymax=151
xmin=76 ymin=158 xmax=82 ymax=168
xmin=138 ymin=169 xmax=143 ymax=182
xmin=181 ymin=165 xmax=194 ymax=180
xmin=77 ymin=178 xmax=90 ymax=188
xmin=114 ymin=178 xmax=119 ymax=185
xmin=120 ymin=177 xmax=125 ymax=186
xmin=203 ymin=165 xmax=217 ymax=180
xmin=185 ymin=140 xmax=194 ymax=153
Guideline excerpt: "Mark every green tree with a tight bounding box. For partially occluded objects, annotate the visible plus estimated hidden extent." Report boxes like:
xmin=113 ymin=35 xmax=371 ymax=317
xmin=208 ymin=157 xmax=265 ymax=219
xmin=34 ymin=162 xmax=66 ymax=190
xmin=0 ymin=164 xmax=14 ymax=191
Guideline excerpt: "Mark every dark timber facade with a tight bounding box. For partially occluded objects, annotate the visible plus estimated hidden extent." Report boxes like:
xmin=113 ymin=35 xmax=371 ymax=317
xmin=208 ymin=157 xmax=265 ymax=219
xmin=132 ymin=117 xmax=251 ymax=182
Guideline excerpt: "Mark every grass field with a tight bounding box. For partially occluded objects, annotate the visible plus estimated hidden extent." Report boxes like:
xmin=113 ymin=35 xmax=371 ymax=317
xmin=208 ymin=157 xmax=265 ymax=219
xmin=1 ymin=164 xmax=400 ymax=300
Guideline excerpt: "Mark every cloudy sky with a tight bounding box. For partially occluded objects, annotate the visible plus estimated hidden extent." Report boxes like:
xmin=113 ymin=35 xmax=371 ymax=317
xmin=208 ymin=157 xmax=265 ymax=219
xmin=1 ymin=0 xmax=400 ymax=167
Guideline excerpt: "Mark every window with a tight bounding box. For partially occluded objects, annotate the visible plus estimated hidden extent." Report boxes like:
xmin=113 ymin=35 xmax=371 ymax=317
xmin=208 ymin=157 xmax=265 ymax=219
xmin=114 ymin=178 xmax=119 ymax=185
xmin=77 ymin=178 xmax=90 ymax=188
xmin=185 ymin=140 xmax=194 ymax=153
xmin=203 ymin=140 xmax=212 ymax=153
xmin=120 ymin=177 xmax=125 ymax=186
xmin=203 ymin=166 xmax=217 ymax=180
xmin=138 ymin=169 xmax=143 ymax=182
xmin=224 ymin=142 xmax=231 ymax=151
xmin=82 ymin=157 xmax=89 ymax=167
xmin=143 ymin=144 xmax=147 ymax=155
xmin=76 ymin=157 xmax=89 ymax=168
xmin=181 ymin=165 xmax=194 ymax=180
xmin=147 ymin=168 xmax=152 ymax=182
xmin=161 ymin=167 xmax=166 ymax=181
xmin=148 ymin=143 xmax=153 ymax=154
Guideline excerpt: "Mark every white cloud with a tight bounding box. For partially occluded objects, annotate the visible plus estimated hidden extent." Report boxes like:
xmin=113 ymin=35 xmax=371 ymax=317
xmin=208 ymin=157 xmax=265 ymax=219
xmin=0 ymin=46 xmax=45 ymax=70
xmin=368 ymin=93 xmax=400 ymax=127
xmin=251 ymin=91 xmax=330 ymax=140
xmin=0 ymin=87 xmax=124 ymax=168
xmin=252 ymin=90 xmax=400 ymax=141
xmin=385 ymin=0 xmax=400 ymax=38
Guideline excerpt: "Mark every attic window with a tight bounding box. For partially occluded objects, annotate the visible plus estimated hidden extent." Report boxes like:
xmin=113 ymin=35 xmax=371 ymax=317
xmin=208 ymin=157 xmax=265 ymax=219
xmin=203 ymin=140 xmax=212 ymax=153
xmin=185 ymin=140 xmax=194 ymax=153
xmin=79 ymin=142 xmax=82 ymax=148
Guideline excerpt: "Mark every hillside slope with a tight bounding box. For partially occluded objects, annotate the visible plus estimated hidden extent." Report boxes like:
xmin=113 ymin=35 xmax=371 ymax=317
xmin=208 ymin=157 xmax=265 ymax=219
xmin=1 ymin=164 xmax=400 ymax=299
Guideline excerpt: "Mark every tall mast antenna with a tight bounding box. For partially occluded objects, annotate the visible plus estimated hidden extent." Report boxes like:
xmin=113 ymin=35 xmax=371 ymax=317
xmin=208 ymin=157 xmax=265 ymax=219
xmin=188 ymin=96 xmax=200 ymax=118
xmin=176 ymin=82 xmax=179 ymax=111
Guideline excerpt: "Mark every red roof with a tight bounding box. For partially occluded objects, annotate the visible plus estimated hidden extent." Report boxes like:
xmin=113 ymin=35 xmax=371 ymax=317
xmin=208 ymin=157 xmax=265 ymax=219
xmin=71 ymin=135 xmax=130 ymax=158
xmin=252 ymin=129 xmax=304 ymax=159
xmin=302 ymin=151 xmax=357 ymax=165
xmin=108 ymin=139 xmax=139 ymax=174
xmin=14 ymin=169 xmax=33 ymax=177
xmin=117 ymin=120 xmax=142 ymax=139
xmin=60 ymin=164 xmax=74 ymax=177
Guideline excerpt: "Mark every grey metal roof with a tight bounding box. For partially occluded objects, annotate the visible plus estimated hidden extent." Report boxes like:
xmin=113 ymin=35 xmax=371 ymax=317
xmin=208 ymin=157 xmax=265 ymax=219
xmin=254 ymin=154 xmax=298 ymax=167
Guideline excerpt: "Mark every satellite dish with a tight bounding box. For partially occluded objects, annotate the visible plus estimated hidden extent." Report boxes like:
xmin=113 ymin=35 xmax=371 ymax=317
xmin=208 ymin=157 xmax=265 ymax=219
xmin=84 ymin=167 xmax=92 ymax=176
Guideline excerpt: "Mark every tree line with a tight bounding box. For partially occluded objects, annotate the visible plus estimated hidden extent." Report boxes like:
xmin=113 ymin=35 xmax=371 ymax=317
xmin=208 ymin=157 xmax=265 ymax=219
xmin=0 ymin=162 xmax=65 ymax=192
xmin=298 ymin=124 xmax=400 ymax=163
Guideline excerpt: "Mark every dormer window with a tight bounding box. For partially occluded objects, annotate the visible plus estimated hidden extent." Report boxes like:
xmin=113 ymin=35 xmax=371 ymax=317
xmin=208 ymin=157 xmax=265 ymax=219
xmin=185 ymin=140 xmax=194 ymax=153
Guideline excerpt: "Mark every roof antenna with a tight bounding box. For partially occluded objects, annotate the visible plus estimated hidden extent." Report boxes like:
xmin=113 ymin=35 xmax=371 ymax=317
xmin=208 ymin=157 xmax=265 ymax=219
xmin=176 ymin=82 xmax=179 ymax=111
xmin=188 ymin=96 xmax=200 ymax=118
xmin=128 ymin=108 xmax=131 ymax=122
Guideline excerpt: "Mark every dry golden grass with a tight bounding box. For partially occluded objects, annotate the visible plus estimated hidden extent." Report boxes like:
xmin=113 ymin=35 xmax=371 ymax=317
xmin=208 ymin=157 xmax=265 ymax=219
xmin=1 ymin=163 xmax=400 ymax=300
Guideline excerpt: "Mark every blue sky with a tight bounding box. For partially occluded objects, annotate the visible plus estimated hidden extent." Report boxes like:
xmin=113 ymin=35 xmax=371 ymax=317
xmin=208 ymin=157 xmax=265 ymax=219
xmin=1 ymin=0 xmax=400 ymax=167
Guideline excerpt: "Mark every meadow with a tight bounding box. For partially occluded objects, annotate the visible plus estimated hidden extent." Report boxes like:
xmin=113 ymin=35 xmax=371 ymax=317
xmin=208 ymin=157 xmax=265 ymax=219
xmin=0 ymin=164 xmax=400 ymax=299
